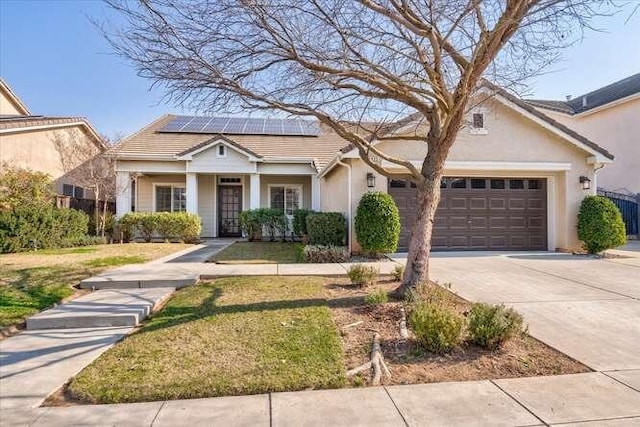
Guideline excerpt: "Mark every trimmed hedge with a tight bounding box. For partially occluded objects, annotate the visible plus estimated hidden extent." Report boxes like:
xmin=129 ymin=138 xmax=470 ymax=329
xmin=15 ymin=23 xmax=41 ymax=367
xmin=118 ymin=212 xmax=202 ymax=243
xmin=306 ymin=212 xmax=346 ymax=246
xmin=238 ymin=208 xmax=288 ymax=241
xmin=355 ymin=191 xmax=400 ymax=255
xmin=577 ymin=195 xmax=626 ymax=254
xmin=0 ymin=205 xmax=89 ymax=253
xmin=292 ymin=209 xmax=315 ymax=238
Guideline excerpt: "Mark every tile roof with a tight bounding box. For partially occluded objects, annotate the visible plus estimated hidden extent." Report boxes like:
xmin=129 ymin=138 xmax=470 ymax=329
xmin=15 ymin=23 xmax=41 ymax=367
xmin=117 ymin=114 xmax=351 ymax=169
xmin=526 ymin=73 xmax=640 ymax=115
xmin=0 ymin=115 xmax=106 ymax=150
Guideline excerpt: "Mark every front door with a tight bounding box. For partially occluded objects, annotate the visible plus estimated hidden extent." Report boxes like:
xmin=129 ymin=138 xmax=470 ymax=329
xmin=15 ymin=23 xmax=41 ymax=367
xmin=218 ymin=185 xmax=242 ymax=237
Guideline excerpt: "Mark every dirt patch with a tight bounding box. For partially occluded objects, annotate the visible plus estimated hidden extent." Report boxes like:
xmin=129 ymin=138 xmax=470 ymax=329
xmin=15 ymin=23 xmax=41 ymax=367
xmin=326 ymin=278 xmax=590 ymax=387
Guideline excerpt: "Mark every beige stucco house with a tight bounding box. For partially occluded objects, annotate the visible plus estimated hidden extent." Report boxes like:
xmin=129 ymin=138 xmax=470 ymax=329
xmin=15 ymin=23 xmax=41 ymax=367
xmin=116 ymin=85 xmax=613 ymax=253
xmin=0 ymin=78 xmax=105 ymax=199
xmin=528 ymin=73 xmax=640 ymax=195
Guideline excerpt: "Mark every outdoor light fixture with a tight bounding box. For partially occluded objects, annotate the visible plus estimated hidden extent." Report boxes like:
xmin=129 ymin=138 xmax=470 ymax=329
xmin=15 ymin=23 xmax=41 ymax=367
xmin=579 ymin=176 xmax=592 ymax=190
xmin=366 ymin=172 xmax=376 ymax=188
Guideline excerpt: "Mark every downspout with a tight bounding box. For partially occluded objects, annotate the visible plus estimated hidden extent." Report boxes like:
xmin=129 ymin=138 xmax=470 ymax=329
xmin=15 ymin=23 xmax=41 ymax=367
xmin=336 ymin=157 xmax=353 ymax=254
xmin=592 ymin=162 xmax=606 ymax=193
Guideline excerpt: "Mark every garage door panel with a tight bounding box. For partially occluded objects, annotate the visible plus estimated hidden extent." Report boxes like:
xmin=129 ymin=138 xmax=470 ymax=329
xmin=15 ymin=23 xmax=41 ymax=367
xmin=390 ymin=177 xmax=547 ymax=251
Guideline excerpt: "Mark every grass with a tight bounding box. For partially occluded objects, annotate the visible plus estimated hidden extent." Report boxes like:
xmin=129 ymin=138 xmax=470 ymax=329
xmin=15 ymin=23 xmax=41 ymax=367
xmin=0 ymin=243 xmax=192 ymax=328
xmin=68 ymin=276 xmax=346 ymax=403
xmin=210 ymin=241 xmax=302 ymax=264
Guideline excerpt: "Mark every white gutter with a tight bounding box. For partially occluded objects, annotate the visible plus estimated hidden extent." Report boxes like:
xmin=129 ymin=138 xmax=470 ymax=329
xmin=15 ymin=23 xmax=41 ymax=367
xmin=336 ymin=157 xmax=352 ymax=254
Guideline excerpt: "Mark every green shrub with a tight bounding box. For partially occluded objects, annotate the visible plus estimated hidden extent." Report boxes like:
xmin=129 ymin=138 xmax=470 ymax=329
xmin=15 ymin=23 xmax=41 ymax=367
xmin=468 ymin=303 xmax=525 ymax=349
xmin=0 ymin=205 xmax=89 ymax=253
xmin=239 ymin=210 xmax=261 ymax=241
xmin=355 ymin=191 xmax=400 ymax=255
xmin=117 ymin=212 xmax=201 ymax=243
xmin=0 ymin=164 xmax=54 ymax=211
xmin=578 ymin=195 xmax=626 ymax=254
xmin=409 ymin=302 xmax=464 ymax=354
xmin=239 ymin=208 xmax=287 ymax=241
xmin=262 ymin=208 xmax=288 ymax=241
xmin=392 ymin=264 xmax=404 ymax=281
xmin=347 ymin=264 xmax=379 ymax=287
xmin=302 ymin=245 xmax=349 ymax=263
xmin=306 ymin=212 xmax=346 ymax=246
xmin=365 ymin=288 xmax=388 ymax=306
xmin=292 ymin=209 xmax=315 ymax=238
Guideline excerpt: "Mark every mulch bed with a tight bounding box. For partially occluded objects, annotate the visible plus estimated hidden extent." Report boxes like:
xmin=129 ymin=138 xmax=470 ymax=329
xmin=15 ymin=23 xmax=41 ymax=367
xmin=325 ymin=278 xmax=590 ymax=387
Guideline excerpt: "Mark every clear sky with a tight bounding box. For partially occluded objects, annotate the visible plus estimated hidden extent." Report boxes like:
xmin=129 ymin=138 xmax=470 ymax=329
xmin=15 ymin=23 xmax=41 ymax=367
xmin=1 ymin=0 xmax=639 ymax=138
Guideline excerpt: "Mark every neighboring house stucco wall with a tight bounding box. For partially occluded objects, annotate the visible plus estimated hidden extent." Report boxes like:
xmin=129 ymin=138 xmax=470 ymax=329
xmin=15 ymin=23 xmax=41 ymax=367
xmin=0 ymin=126 xmax=100 ymax=196
xmin=541 ymin=98 xmax=640 ymax=194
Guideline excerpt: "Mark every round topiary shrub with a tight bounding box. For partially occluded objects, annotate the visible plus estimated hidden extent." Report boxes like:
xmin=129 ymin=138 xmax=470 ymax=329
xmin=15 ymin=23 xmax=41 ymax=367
xmin=577 ymin=195 xmax=626 ymax=254
xmin=355 ymin=191 xmax=401 ymax=255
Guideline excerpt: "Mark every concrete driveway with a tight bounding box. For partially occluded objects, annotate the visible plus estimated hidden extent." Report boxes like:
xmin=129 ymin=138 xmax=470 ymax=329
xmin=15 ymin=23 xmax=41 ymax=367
xmin=399 ymin=251 xmax=640 ymax=372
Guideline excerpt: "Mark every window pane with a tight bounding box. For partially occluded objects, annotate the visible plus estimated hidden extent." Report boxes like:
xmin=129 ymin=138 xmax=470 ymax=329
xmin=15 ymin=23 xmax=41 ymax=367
xmin=389 ymin=179 xmax=406 ymax=188
xmin=509 ymin=179 xmax=525 ymax=190
xmin=473 ymin=113 xmax=484 ymax=128
xmin=156 ymin=186 xmax=172 ymax=212
xmin=285 ymin=188 xmax=300 ymax=215
xmin=173 ymin=187 xmax=186 ymax=212
xmin=450 ymin=178 xmax=467 ymax=189
xmin=528 ymin=179 xmax=542 ymax=190
xmin=440 ymin=179 xmax=447 ymax=189
xmin=62 ymin=184 xmax=74 ymax=196
xmin=490 ymin=179 xmax=505 ymax=189
xmin=74 ymin=186 xmax=84 ymax=199
xmin=470 ymin=179 xmax=486 ymax=189
xmin=270 ymin=187 xmax=285 ymax=211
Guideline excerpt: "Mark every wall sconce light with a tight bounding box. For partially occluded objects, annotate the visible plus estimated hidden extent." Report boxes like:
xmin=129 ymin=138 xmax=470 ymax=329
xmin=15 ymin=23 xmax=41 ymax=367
xmin=366 ymin=172 xmax=376 ymax=188
xmin=579 ymin=176 xmax=591 ymax=190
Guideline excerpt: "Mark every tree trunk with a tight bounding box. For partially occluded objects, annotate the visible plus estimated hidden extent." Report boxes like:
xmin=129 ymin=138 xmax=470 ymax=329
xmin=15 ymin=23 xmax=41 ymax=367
xmin=397 ymin=174 xmax=443 ymax=294
xmin=94 ymin=188 xmax=101 ymax=236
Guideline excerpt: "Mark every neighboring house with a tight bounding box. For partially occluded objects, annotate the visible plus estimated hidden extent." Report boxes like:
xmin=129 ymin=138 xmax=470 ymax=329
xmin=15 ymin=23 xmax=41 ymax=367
xmin=527 ymin=73 xmax=640 ymax=195
xmin=116 ymin=84 xmax=613 ymax=254
xmin=0 ymin=78 xmax=106 ymax=200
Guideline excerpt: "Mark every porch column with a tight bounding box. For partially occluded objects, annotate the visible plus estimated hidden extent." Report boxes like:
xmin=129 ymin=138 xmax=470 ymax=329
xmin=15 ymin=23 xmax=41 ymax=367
xmin=186 ymin=173 xmax=198 ymax=214
xmin=311 ymin=175 xmax=321 ymax=210
xmin=250 ymin=174 xmax=261 ymax=209
xmin=115 ymin=171 xmax=131 ymax=217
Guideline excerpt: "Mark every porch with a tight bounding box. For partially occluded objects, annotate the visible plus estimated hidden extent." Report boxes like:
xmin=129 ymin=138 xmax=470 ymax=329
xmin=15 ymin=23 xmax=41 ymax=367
xmin=115 ymin=172 xmax=321 ymax=238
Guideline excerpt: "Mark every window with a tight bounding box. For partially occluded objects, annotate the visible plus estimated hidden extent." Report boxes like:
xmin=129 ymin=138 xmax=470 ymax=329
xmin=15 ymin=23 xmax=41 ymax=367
xmin=509 ymin=179 xmax=525 ymax=190
xmin=450 ymin=178 xmax=467 ymax=189
xmin=490 ymin=179 xmax=506 ymax=189
xmin=472 ymin=113 xmax=484 ymax=129
xmin=270 ymin=185 xmax=301 ymax=216
xmin=389 ymin=179 xmax=406 ymax=188
xmin=470 ymin=178 xmax=486 ymax=189
xmin=219 ymin=177 xmax=241 ymax=184
xmin=528 ymin=179 xmax=542 ymax=190
xmin=74 ymin=186 xmax=85 ymax=199
xmin=62 ymin=184 xmax=74 ymax=196
xmin=440 ymin=179 xmax=447 ymax=189
xmin=217 ymin=144 xmax=227 ymax=158
xmin=155 ymin=186 xmax=186 ymax=212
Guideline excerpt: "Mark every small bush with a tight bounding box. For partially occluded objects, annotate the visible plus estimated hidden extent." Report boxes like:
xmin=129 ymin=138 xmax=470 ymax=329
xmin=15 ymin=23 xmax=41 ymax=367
xmin=347 ymin=264 xmax=379 ymax=287
xmin=365 ymin=288 xmax=388 ymax=306
xmin=468 ymin=303 xmax=525 ymax=349
xmin=239 ymin=210 xmax=261 ymax=241
xmin=355 ymin=191 xmax=401 ymax=255
xmin=409 ymin=302 xmax=465 ymax=354
xmin=262 ymin=208 xmax=288 ymax=241
xmin=117 ymin=212 xmax=201 ymax=243
xmin=303 ymin=245 xmax=349 ymax=263
xmin=578 ymin=195 xmax=626 ymax=254
xmin=306 ymin=212 xmax=346 ymax=246
xmin=392 ymin=264 xmax=404 ymax=281
xmin=239 ymin=208 xmax=287 ymax=241
xmin=292 ymin=209 xmax=315 ymax=238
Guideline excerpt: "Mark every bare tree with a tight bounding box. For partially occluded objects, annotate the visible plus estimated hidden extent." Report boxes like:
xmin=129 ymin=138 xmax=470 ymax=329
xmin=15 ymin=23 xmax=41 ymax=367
xmin=53 ymin=130 xmax=119 ymax=236
xmin=102 ymin=0 xmax=614 ymax=293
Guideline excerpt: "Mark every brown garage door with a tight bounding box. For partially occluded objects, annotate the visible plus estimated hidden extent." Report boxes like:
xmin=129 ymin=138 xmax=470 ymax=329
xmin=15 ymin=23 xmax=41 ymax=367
xmin=389 ymin=177 xmax=547 ymax=251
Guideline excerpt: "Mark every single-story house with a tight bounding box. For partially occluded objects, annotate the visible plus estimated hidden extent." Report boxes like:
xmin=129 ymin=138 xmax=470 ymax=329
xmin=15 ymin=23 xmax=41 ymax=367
xmin=115 ymin=88 xmax=614 ymax=253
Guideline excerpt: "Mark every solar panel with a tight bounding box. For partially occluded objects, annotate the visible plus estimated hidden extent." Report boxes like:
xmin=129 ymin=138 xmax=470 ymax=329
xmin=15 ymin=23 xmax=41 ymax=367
xmin=158 ymin=115 xmax=320 ymax=136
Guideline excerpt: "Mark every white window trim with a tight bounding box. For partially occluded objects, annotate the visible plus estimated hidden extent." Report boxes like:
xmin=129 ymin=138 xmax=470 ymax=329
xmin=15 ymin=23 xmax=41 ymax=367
xmin=267 ymin=184 xmax=303 ymax=216
xmin=469 ymin=109 xmax=488 ymax=135
xmin=152 ymin=182 xmax=187 ymax=212
xmin=216 ymin=144 xmax=227 ymax=158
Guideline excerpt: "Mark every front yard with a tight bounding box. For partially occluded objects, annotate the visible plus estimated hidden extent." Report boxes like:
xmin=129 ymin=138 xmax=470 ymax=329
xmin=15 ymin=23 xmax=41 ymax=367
xmin=0 ymin=243 xmax=192 ymax=328
xmin=63 ymin=275 xmax=588 ymax=404
xmin=209 ymin=241 xmax=302 ymax=264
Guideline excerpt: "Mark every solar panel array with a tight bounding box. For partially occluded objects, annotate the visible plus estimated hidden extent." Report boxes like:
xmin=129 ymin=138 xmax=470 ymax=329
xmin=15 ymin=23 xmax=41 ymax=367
xmin=159 ymin=115 xmax=321 ymax=136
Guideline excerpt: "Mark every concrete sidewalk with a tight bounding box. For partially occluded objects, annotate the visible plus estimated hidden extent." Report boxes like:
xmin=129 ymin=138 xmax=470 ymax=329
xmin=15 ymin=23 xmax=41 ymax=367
xmin=2 ymin=372 xmax=639 ymax=426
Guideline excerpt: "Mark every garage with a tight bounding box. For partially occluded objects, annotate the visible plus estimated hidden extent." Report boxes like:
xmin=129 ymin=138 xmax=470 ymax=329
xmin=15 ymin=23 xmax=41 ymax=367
xmin=389 ymin=177 xmax=548 ymax=251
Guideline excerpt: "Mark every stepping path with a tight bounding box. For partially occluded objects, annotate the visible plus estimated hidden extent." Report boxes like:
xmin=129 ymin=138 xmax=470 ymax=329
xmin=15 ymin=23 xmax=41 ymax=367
xmin=26 ymin=288 xmax=175 ymax=330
